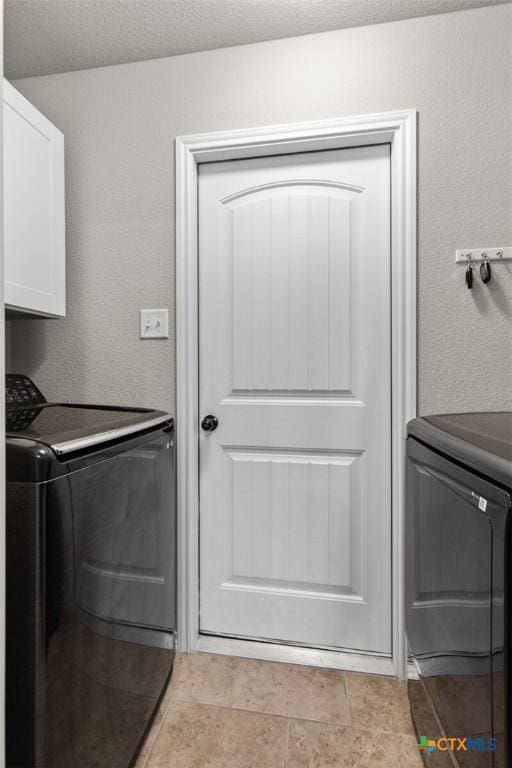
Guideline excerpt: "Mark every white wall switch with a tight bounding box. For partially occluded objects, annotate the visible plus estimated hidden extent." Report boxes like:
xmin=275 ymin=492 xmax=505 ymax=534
xmin=140 ymin=308 xmax=169 ymax=339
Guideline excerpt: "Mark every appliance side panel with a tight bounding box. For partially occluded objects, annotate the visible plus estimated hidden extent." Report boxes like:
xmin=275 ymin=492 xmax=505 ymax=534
xmin=494 ymin=495 xmax=511 ymax=768
xmin=68 ymin=428 xmax=176 ymax=631
xmin=6 ymin=482 xmax=45 ymax=768
xmin=6 ymin=427 xmax=176 ymax=768
xmin=405 ymin=436 xmax=510 ymax=766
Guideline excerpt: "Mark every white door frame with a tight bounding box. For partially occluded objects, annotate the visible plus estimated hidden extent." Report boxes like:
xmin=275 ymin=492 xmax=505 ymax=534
xmin=0 ymin=8 xmax=6 ymax=765
xmin=175 ymin=110 xmax=417 ymax=679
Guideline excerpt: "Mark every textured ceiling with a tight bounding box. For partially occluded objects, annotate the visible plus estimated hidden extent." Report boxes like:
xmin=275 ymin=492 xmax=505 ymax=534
xmin=5 ymin=0 xmax=509 ymax=80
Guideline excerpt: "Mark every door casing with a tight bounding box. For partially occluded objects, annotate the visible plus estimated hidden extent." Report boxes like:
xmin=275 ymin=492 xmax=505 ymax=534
xmin=0 ymin=10 xmax=5 ymax=766
xmin=175 ymin=110 xmax=417 ymax=679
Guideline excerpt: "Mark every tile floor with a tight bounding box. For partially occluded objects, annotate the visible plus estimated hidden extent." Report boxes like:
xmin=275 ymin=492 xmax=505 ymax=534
xmin=135 ymin=653 xmax=423 ymax=767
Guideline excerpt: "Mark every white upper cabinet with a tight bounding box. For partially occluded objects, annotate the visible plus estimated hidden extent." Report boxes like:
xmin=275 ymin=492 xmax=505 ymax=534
xmin=3 ymin=80 xmax=65 ymax=317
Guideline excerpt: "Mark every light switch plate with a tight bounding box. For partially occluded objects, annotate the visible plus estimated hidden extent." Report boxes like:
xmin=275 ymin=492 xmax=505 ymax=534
xmin=140 ymin=308 xmax=169 ymax=339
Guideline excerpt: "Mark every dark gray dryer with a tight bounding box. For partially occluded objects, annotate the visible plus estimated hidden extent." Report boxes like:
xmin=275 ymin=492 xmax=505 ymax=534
xmin=406 ymin=412 xmax=512 ymax=768
xmin=5 ymin=374 xmax=176 ymax=768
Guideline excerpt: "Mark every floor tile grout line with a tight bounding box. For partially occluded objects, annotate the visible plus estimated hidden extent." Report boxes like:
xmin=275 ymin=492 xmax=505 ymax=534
xmin=138 ymin=690 xmax=176 ymax=768
xmin=138 ymin=719 xmax=164 ymax=768
xmin=225 ymin=659 xmax=237 ymax=707
xmin=168 ymin=695 xmax=291 ymax=721
xmin=343 ymin=672 xmax=353 ymax=727
xmin=168 ymin=693 xmax=415 ymax=737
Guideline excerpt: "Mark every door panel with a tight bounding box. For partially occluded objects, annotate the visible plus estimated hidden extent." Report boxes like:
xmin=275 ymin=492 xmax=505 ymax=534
xmin=225 ymin=448 xmax=363 ymax=596
xmin=199 ymin=146 xmax=391 ymax=653
xmin=228 ymin=188 xmax=358 ymax=396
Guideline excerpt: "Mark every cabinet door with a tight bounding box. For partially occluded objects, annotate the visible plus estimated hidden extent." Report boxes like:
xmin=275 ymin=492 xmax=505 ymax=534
xmin=3 ymin=80 xmax=65 ymax=317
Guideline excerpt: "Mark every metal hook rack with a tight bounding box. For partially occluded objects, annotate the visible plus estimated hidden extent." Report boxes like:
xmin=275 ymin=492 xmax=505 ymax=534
xmin=455 ymin=247 xmax=512 ymax=264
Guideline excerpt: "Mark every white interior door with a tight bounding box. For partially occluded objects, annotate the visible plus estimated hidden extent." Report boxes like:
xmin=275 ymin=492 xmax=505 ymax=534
xmin=198 ymin=145 xmax=391 ymax=654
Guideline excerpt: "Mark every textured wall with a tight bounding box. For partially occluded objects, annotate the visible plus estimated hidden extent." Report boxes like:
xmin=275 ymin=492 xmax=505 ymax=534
xmin=10 ymin=4 xmax=512 ymax=415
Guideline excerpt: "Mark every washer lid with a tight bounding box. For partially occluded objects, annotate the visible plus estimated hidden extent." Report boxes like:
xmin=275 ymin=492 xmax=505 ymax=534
xmin=408 ymin=412 xmax=512 ymax=488
xmin=6 ymin=403 xmax=173 ymax=455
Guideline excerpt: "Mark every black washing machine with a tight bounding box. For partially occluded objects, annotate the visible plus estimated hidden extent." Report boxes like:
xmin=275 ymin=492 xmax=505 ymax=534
xmin=406 ymin=412 xmax=512 ymax=768
xmin=5 ymin=375 xmax=176 ymax=768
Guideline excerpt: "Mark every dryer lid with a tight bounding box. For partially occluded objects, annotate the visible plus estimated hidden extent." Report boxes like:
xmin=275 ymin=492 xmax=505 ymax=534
xmin=6 ymin=403 xmax=172 ymax=455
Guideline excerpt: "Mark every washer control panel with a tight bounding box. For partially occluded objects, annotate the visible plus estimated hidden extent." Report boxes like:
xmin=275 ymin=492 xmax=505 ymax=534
xmin=6 ymin=375 xmax=46 ymax=407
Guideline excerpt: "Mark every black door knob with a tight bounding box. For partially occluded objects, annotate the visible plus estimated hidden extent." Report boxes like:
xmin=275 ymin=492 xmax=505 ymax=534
xmin=201 ymin=414 xmax=218 ymax=432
